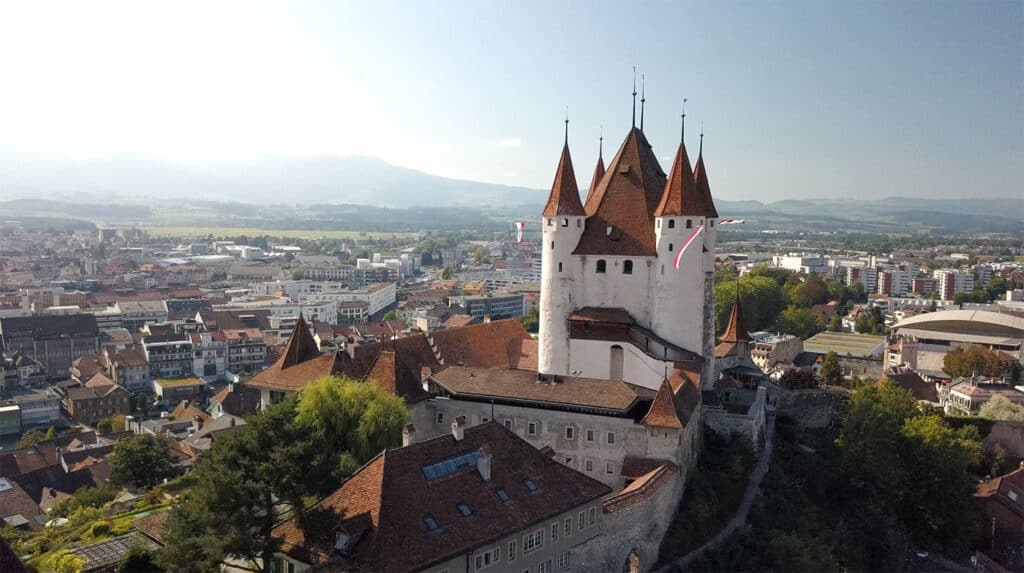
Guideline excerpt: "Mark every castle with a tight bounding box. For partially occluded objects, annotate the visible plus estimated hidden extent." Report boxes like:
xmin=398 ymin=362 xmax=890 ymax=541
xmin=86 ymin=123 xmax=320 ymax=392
xmin=539 ymin=119 xmax=719 ymax=392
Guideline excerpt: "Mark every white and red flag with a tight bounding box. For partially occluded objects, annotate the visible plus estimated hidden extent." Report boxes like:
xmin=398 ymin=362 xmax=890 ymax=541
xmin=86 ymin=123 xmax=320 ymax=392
xmin=515 ymin=221 xmax=526 ymax=243
xmin=673 ymin=225 xmax=704 ymax=269
xmin=718 ymin=219 xmax=745 ymax=225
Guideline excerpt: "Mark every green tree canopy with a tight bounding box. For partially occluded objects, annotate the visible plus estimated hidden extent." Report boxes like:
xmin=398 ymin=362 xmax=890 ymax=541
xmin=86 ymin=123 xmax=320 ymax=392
xmin=777 ymin=305 xmax=820 ymax=339
xmin=382 ymin=309 xmax=399 ymax=321
xmin=942 ymin=345 xmax=1005 ymax=379
xmin=978 ymin=394 xmax=1024 ymax=422
xmin=160 ymin=377 xmax=408 ymax=573
xmin=819 ymin=351 xmax=842 ymax=386
xmin=715 ymin=275 xmax=788 ymax=335
xmin=519 ymin=305 xmax=539 ymax=333
xmin=110 ymin=434 xmax=179 ymax=490
xmin=17 ymin=428 xmax=47 ymax=448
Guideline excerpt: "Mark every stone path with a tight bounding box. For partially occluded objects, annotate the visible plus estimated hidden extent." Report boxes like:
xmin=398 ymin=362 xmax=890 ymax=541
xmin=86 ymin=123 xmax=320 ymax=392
xmin=654 ymin=410 xmax=777 ymax=573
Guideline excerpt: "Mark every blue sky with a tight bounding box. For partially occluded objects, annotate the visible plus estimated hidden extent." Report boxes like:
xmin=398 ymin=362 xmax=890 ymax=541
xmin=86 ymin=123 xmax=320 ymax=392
xmin=0 ymin=0 xmax=1020 ymax=200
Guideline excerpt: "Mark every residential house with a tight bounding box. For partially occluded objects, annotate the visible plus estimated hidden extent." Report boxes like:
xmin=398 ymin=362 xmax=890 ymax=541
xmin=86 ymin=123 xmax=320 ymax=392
xmin=246 ymin=314 xmax=341 ymax=409
xmin=65 ymin=375 xmax=131 ymax=423
xmin=270 ymin=421 xmax=611 ymax=573
xmin=974 ymin=464 xmax=1024 ymax=571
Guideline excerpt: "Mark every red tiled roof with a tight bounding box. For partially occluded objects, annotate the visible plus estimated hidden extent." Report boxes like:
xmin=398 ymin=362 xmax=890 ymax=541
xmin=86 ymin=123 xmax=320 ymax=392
xmin=430 ymin=319 xmax=531 ymax=369
xmin=507 ymin=338 xmax=538 ymax=371
xmin=691 ymin=150 xmax=719 ymax=218
xmin=210 ymin=384 xmax=262 ymax=417
xmin=585 ymin=151 xmax=606 ymax=206
xmin=720 ymin=296 xmax=752 ymax=344
xmin=653 ymin=141 xmax=697 ymax=217
xmin=542 ymin=143 xmax=585 ymax=217
xmin=642 ymin=367 xmax=701 ymax=428
xmin=603 ymin=462 xmax=678 ymax=514
xmin=132 ymin=511 xmax=170 ymax=544
xmin=281 ymin=314 xmax=320 ymax=368
xmin=576 ymin=128 xmax=666 ymax=257
xmin=275 ymin=422 xmax=610 ymax=572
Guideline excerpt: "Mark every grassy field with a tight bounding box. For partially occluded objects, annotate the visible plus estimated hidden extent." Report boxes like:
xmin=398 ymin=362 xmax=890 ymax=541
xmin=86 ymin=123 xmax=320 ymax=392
xmin=144 ymin=226 xmax=415 ymax=240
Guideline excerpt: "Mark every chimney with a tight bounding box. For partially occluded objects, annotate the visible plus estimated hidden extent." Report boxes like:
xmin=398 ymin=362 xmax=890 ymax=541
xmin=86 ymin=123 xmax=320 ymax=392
xmin=421 ymin=367 xmax=432 ymax=392
xmin=451 ymin=415 xmax=466 ymax=441
xmin=402 ymin=423 xmax=416 ymax=447
xmin=483 ymin=314 xmax=491 ymax=324
xmin=227 ymin=382 xmax=234 ymax=393
xmin=191 ymin=415 xmax=202 ymax=433
xmin=477 ymin=445 xmax=492 ymax=481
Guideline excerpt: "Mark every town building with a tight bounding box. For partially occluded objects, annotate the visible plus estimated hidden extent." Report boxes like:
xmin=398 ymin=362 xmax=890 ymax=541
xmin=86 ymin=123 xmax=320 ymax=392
xmin=802 ymin=331 xmax=885 ymax=380
xmin=449 ymin=293 xmax=526 ymax=319
xmin=974 ymin=464 xmax=1024 ymax=570
xmin=153 ymin=377 xmax=207 ymax=407
xmin=270 ymin=421 xmax=611 ymax=573
xmin=117 ymin=300 xmax=169 ymax=333
xmin=887 ymin=310 xmax=1024 ymax=378
xmin=65 ymin=374 xmax=131 ymax=423
xmin=938 ymin=376 xmax=1024 ymax=416
xmin=0 ymin=314 xmax=101 ymax=377
xmin=141 ymin=333 xmax=194 ymax=379
xmin=933 ymin=269 xmax=975 ymax=301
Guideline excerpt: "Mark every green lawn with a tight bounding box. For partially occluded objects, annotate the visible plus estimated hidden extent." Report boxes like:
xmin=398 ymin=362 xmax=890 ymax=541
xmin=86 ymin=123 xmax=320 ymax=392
xmin=145 ymin=225 xmax=414 ymax=240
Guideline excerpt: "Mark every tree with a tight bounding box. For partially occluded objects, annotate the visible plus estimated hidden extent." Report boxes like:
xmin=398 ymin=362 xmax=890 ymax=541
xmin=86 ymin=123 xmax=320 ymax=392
xmin=979 ymin=394 xmax=1024 ymax=422
xmin=440 ymin=267 xmax=453 ymax=280
xmin=17 ymin=428 xmax=46 ymax=448
xmin=290 ymin=269 xmax=304 ymax=280
xmin=837 ymin=381 xmax=983 ymax=557
xmin=942 ymin=345 xmax=1004 ymax=379
xmin=96 ymin=418 xmax=113 ymax=435
xmin=110 ymin=434 xmax=179 ymax=490
xmin=118 ymin=545 xmax=163 ymax=573
xmin=48 ymin=550 xmax=87 ymax=573
xmin=819 ymin=351 xmax=842 ymax=386
xmin=777 ymin=305 xmax=819 ymax=339
xmin=45 ymin=426 xmax=57 ymax=440
xmin=715 ymin=275 xmax=788 ymax=334
xmin=519 ymin=305 xmax=539 ymax=333
xmin=160 ymin=377 xmax=407 ymax=573
xmin=777 ymin=369 xmax=817 ymax=390
xmin=382 ymin=310 xmax=399 ymax=321
xmin=788 ymin=275 xmax=829 ymax=308
xmin=746 ymin=265 xmax=796 ymax=287
xmin=827 ymin=314 xmax=843 ymax=332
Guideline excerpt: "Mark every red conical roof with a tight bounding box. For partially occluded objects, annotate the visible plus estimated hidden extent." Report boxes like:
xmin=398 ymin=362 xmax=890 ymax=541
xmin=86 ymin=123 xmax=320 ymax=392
xmin=720 ymin=295 xmax=751 ymax=344
xmin=692 ymin=151 xmax=719 ymax=218
xmin=653 ymin=142 xmax=697 ymax=217
xmin=281 ymin=313 xmax=321 ymax=368
xmin=574 ymin=128 xmax=667 ymax=257
xmin=542 ymin=143 xmax=585 ymax=217
xmin=584 ymin=154 xmax=606 ymax=206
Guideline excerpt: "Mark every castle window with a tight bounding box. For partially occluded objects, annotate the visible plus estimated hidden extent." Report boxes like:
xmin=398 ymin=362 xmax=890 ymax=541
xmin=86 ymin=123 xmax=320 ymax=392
xmin=686 ymin=219 xmax=692 ymax=229
xmin=550 ymin=241 xmax=554 ymax=250
xmin=561 ymin=218 xmax=568 ymax=227
xmin=710 ymin=220 xmax=714 ymax=227
xmin=623 ymin=260 xmax=633 ymax=275
xmin=668 ymin=243 xmax=674 ymax=253
xmin=596 ymin=260 xmax=606 ymax=273
xmin=558 ymin=262 xmax=562 ymax=272
xmin=577 ymin=219 xmax=582 ymax=227
xmin=668 ymin=220 xmax=676 ymax=229
xmin=610 ymin=345 xmax=623 ymax=381
xmin=547 ymin=218 xmax=553 ymax=226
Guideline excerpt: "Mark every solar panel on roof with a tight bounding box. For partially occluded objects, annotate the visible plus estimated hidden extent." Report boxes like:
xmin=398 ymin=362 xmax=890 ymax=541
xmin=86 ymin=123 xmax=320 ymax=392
xmin=421 ymin=450 xmax=479 ymax=481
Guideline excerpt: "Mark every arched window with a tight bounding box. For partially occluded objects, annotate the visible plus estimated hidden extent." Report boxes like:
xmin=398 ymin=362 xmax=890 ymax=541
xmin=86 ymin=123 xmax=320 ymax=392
xmin=623 ymin=260 xmax=633 ymax=274
xmin=668 ymin=243 xmax=674 ymax=252
xmin=596 ymin=260 xmax=607 ymax=273
xmin=550 ymin=241 xmax=554 ymax=249
xmin=610 ymin=345 xmax=624 ymax=381
xmin=558 ymin=262 xmax=562 ymax=272
xmin=686 ymin=219 xmax=693 ymax=229
xmin=668 ymin=220 xmax=676 ymax=229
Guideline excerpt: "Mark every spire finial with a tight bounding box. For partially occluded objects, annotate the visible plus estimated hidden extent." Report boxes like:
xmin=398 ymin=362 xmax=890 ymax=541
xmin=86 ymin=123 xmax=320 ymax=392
xmin=680 ymin=98 xmax=688 ymax=143
xmin=640 ymin=73 xmax=647 ymax=131
xmin=564 ymin=106 xmax=569 ymax=145
xmin=599 ymin=124 xmax=604 ymax=159
xmin=631 ymin=66 xmax=637 ymax=128
xmin=699 ymin=121 xmax=705 ymax=156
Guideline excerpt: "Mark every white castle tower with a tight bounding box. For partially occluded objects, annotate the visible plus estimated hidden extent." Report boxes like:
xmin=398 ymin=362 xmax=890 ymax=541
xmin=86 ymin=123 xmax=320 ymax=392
xmin=537 ymin=115 xmax=719 ymax=390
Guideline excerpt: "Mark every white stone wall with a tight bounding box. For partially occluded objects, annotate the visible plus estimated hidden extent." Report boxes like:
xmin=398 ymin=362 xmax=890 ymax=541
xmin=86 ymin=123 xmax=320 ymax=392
xmin=652 ymin=216 xmax=710 ymax=357
xmin=412 ymin=398 xmax=687 ymax=488
xmin=538 ymin=215 xmax=585 ymax=375
xmin=573 ymin=255 xmax=656 ymax=329
xmin=705 ymin=387 xmax=767 ymax=445
xmin=568 ymin=338 xmax=671 ymax=391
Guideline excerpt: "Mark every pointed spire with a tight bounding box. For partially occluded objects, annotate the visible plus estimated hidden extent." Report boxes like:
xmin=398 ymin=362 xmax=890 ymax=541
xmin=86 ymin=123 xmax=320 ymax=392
xmin=586 ymin=128 xmax=606 ymax=203
xmin=564 ymin=106 xmax=569 ymax=145
xmin=631 ymin=66 xmax=637 ymax=128
xmin=542 ymin=124 xmax=585 ymax=217
xmin=281 ymin=313 xmax=321 ymax=368
xmin=640 ymin=74 xmax=646 ymax=131
xmin=720 ymin=289 xmax=751 ymax=343
xmin=653 ymin=119 xmax=698 ymax=217
xmin=680 ymin=98 xmax=688 ymax=143
xmin=692 ymin=125 xmax=719 ymax=218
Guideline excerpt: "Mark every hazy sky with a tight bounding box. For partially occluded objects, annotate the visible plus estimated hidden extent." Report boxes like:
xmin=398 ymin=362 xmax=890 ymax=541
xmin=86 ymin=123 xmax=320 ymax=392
xmin=0 ymin=0 xmax=1021 ymax=201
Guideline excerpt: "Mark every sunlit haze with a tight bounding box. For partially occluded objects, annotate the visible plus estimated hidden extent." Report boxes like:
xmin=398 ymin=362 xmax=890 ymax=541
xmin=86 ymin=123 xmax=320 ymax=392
xmin=0 ymin=0 xmax=1021 ymax=200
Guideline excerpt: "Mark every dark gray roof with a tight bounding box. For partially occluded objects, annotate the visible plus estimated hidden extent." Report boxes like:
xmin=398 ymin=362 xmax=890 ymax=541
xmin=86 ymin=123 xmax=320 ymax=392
xmin=0 ymin=314 xmax=99 ymax=341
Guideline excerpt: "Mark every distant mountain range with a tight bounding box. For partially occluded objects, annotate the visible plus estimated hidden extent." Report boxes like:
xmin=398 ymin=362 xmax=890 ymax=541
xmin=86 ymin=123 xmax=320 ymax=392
xmin=0 ymin=152 xmax=1020 ymax=235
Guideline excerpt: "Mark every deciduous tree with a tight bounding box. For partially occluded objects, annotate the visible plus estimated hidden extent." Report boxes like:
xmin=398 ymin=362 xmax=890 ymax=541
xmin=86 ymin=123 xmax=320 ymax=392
xmin=110 ymin=434 xmax=179 ymax=490
xmin=819 ymin=351 xmax=842 ymax=386
xmin=942 ymin=345 xmax=1004 ymax=379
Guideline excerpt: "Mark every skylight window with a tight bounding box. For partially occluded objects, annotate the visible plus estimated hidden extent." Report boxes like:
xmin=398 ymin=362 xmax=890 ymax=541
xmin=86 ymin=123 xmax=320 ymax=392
xmin=496 ymin=488 xmax=511 ymax=503
xmin=524 ymin=479 xmax=539 ymax=493
xmin=457 ymin=503 xmax=473 ymax=516
xmin=422 ymin=450 xmax=479 ymax=481
xmin=423 ymin=514 xmax=441 ymax=533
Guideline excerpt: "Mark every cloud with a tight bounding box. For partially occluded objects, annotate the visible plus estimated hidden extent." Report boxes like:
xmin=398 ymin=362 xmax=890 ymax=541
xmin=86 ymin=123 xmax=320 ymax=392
xmin=494 ymin=138 xmax=522 ymax=147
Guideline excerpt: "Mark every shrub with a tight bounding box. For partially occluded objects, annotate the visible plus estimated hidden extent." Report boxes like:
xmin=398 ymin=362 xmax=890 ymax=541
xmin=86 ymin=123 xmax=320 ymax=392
xmin=90 ymin=521 xmax=111 ymax=538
